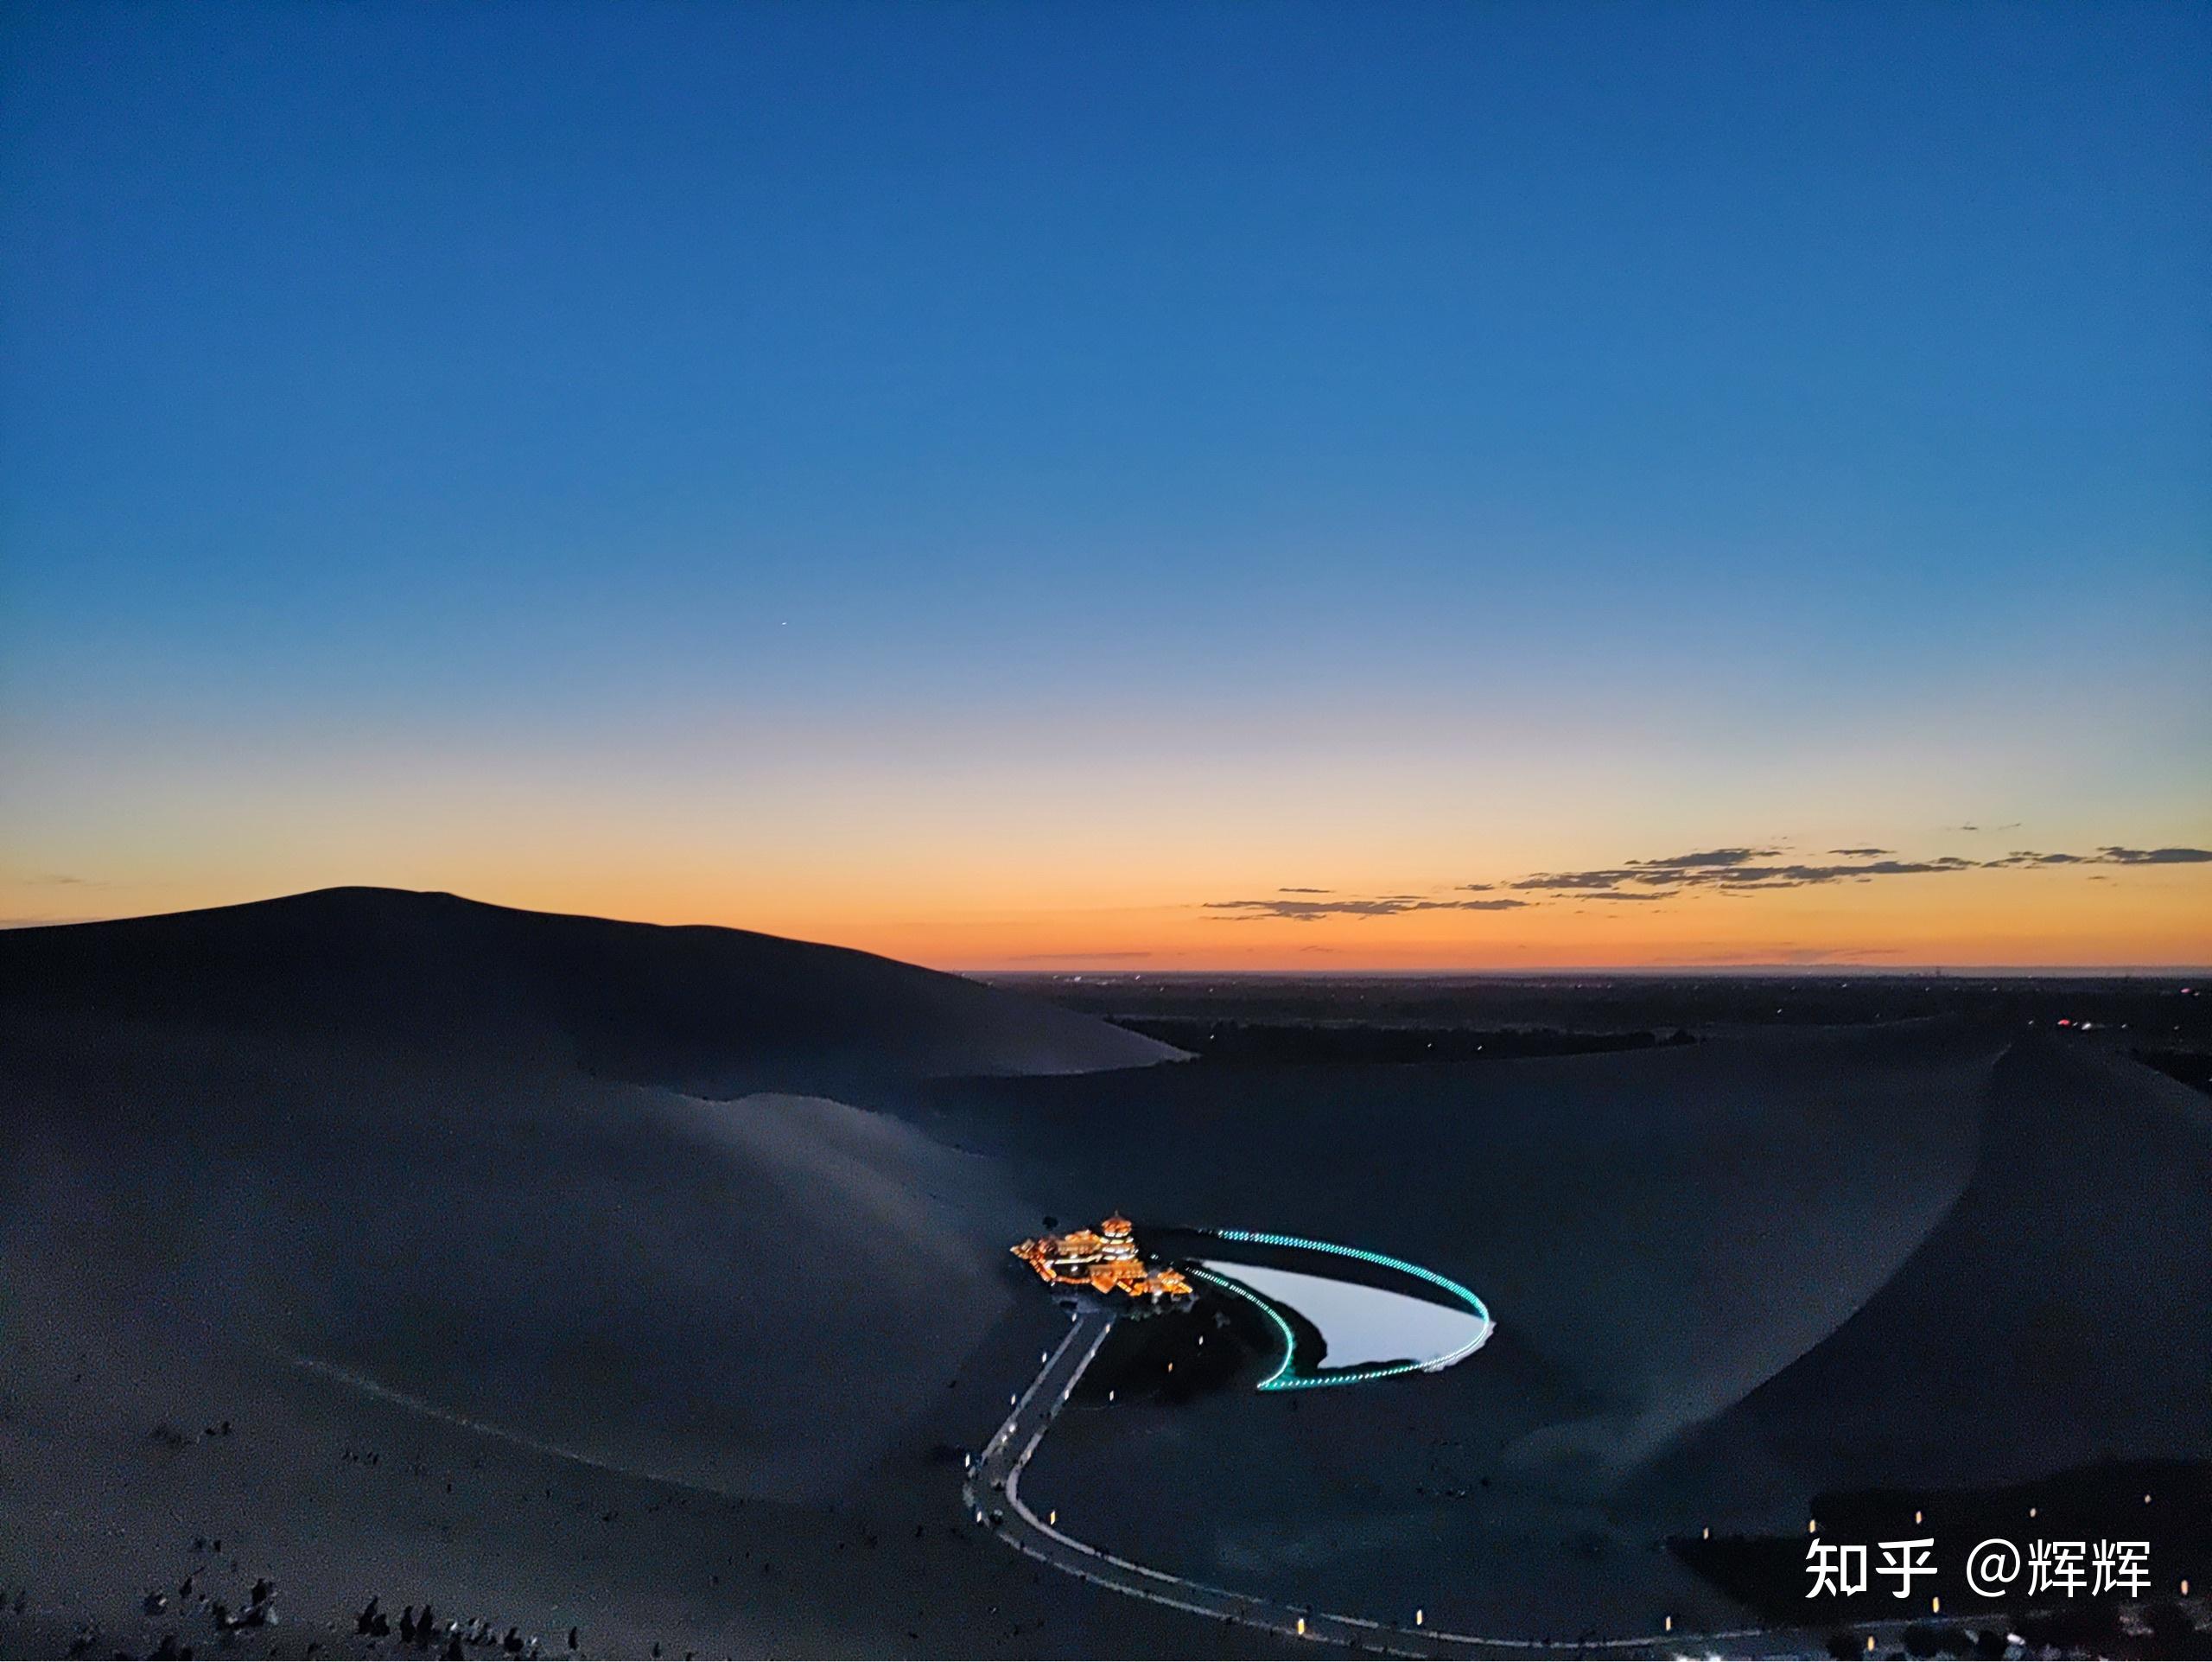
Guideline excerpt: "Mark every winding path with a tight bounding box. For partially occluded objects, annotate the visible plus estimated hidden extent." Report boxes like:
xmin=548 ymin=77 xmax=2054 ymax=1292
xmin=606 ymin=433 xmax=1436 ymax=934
xmin=962 ymin=1309 xmax=1961 ymax=1658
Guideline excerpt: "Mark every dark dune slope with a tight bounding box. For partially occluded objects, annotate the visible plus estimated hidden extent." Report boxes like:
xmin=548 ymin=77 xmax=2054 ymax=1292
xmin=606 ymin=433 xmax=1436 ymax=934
xmin=0 ymin=888 xmax=1179 ymax=1512
xmin=0 ymin=886 xmax=1181 ymax=1092
xmin=1637 ymin=1032 xmax=2212 ymax=1517
xmin=0 ymin=1009 xmax=1241 ymax=1653
xmin=0 ymin=891 xmax=1177 ymax=1525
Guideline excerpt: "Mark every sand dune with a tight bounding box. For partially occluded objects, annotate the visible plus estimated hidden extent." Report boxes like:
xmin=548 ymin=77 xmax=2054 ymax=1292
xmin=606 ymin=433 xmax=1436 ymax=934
xmin=0 ymin=892 xmax=1202 ymax=1653
xmin=1637 ymin=1032 xmax=2212 ymax=1519
xmin=3 ymin=890 xmax=1183 ymax=1501
xmin=4 ymin=893 xmax=2204 ymax=1653
xmin=2 ymin=1019 xmax=1020 ymax=1506
xmin=0 ymin=886 xmax=1183 ymax=1093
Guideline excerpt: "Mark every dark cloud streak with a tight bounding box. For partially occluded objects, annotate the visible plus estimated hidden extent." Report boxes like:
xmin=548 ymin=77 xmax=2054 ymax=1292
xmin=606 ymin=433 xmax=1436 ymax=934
xmin=1206 ymin=896 xmax=1532 ymax=922
xmin=1208 ymin=839 xmax=2210 ymax=924
xmin=1625 ymin=847 xmax=1781 ymax=869
xmin=2095 ymin=846 xmax=2212 ymax=865
xmin=1513 ymin=856 xmax=1977 ymax=893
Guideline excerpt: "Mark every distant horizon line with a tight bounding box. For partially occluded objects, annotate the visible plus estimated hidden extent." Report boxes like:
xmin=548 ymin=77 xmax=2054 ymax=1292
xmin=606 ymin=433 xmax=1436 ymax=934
xmin=3 ymin=888 xmax=2203 ymax=980
xmin=974 ymin=964 xmax=2211 ymax=978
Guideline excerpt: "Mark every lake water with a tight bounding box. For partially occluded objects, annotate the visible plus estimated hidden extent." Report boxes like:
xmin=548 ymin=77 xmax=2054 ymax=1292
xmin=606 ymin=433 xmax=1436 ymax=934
xmin=1201 ymin=1260 xmax=1489 ymax=1372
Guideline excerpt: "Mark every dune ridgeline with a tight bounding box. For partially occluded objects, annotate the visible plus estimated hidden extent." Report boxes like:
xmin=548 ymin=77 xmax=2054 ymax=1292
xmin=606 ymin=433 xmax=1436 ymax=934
xmin=2 ymin=888 xmax=2205 ymax=1653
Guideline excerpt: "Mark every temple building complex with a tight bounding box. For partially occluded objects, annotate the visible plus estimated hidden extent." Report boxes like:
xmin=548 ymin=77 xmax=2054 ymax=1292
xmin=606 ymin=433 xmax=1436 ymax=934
xmin=1011 ymin=1213 xmax=1193 ymax=1302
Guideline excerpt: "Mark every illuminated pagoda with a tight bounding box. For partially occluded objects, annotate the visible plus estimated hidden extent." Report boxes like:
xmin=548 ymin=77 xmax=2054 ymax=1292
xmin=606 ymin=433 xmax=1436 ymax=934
xmin=1012 ymin=1212 xmax=1193 ymax=1302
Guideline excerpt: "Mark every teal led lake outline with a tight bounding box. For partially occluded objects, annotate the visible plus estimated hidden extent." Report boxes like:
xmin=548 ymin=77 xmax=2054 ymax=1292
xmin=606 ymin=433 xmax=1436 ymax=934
xmin=1200 ymin=1230 xmax=1494 ymax=1391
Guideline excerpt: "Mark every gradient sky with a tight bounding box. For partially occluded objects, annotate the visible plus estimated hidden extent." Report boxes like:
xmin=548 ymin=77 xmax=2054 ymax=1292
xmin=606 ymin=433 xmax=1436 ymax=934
xmin=3 ymin=1 xmax=2209 ymax=968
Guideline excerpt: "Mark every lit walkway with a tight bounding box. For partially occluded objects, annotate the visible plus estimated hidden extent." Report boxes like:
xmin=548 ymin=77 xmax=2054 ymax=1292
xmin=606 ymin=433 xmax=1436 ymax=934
xmin=963 ymin=1302 xmax=1974 ymax=1657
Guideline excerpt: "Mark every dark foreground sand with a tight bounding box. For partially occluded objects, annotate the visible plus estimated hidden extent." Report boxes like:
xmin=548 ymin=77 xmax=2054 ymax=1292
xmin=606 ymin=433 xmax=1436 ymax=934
xmin=3 ymin=890 xmax=2206 ymax=1656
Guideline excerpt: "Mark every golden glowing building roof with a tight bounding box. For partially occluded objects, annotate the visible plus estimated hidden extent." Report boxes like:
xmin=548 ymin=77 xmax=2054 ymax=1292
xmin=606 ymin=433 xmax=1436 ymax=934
xmin=1011 ymin=1213 xmax=1190 ymax=1302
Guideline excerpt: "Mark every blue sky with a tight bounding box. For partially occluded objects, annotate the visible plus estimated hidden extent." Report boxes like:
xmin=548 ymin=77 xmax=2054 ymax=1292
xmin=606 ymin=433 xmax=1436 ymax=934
xmin=3 ymin=1 xmax=2208 ymax=964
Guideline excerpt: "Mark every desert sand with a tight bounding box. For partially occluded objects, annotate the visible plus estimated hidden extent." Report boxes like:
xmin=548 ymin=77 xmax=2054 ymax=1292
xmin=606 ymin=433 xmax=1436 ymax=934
xmin=3 ymin=889 xmax=2205 ymax=1655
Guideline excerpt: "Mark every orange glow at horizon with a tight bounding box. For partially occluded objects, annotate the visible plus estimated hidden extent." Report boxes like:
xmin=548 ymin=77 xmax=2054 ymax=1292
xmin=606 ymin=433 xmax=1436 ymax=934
xmin=6 ymin=736 xmax=2207 ymax=970
xmin=6 ymin=856 xmax=2207 ymax=971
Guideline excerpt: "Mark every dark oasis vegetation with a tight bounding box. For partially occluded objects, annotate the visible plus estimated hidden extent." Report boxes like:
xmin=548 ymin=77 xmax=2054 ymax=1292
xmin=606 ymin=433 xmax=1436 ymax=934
xmin=2 ymin=3 xmax=2208 ymax=1659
